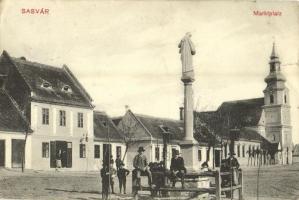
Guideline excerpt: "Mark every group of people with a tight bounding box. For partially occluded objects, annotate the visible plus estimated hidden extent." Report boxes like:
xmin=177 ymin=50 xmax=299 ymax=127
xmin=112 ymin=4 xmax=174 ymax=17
xmin=100 ymin=155 xmax=130 ymax=200
xmin=100 ymin=146 xmax=190 ymax=198
xmin=247 ymin=148 xmax=275 ymax=166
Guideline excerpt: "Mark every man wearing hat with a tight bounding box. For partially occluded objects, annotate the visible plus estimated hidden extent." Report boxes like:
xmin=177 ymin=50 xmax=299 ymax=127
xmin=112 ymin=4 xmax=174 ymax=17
xmin=133 ymin=146 xmax=152 ymax=187
xmin=170 ymin=150 xmax=186 ymax=188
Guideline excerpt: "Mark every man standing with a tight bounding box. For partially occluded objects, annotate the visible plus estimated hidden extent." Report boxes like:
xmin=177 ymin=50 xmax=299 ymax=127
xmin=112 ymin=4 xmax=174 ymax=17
xmin=170 ymin=150 xmax=186 ymax=188
xmin=133 ymin=146 xmax=152 ymax=187
xmin=100 ymin=164 xmax=110 ymax=200
xmin=115 ymin=155 xmax=122 ymax=172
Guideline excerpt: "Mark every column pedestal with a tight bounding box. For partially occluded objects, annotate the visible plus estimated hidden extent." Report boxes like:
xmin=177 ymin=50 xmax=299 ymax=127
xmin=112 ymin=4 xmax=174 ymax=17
xmin=180 ymin=140 xmax=199 ymax=172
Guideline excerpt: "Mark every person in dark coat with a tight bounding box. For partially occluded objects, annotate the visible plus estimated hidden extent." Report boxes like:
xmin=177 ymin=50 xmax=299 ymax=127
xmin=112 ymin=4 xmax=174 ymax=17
xmin=115 ymin=155 xmax=122 ymax=171
xmin=117 ymin=162 xmax=130 ymax=194
xmin=170 ymin=150 xmax=186 ymax=188
xmin=101 ymin=164 xmax=110 ymax=200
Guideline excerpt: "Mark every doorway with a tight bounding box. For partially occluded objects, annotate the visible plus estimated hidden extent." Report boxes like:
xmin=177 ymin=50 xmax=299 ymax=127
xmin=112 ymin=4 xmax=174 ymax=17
xmin=50 ymin=141 xmax=72 ymax=168
xmin=0 ymin=140 xmax=5 ymax=167
xmin=103 ymin=144 xmax=112 ymax=165
xmin=215 ymin=149 xmax=221 ymax=167
xmin=11 ymin=139 xmax=25 ymax=168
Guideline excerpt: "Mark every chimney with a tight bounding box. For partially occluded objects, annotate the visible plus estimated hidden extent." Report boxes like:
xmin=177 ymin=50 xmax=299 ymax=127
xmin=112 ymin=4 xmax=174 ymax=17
xmin=179 ymin=107 xmax=184 ymax=121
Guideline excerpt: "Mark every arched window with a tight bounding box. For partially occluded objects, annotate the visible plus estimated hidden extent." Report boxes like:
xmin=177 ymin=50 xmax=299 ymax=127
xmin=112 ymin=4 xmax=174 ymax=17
xmin=270 ymin=95 xmax=274 ymax=104
xmin=273 ymin=135 xmax=275 ymax=141
xmin=284 ymin=95 xmax=287 ymax=104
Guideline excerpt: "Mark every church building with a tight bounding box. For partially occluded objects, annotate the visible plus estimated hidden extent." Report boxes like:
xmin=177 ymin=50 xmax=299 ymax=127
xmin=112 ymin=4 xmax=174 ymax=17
xmin=196 ymin=43 xmax=292 ymax=165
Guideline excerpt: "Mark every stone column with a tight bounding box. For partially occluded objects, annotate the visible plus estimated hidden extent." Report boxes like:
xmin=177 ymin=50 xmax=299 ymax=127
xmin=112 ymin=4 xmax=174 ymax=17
xmin=180 ymin=76 xmax=199 ymax=172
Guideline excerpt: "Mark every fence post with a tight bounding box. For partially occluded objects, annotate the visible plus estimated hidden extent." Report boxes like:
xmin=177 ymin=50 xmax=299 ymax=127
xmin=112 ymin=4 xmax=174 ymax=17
xmin=238 ymin=169 xmax=243 ymax=200
xmin=215 ymin=170 xmax=221 ymax=200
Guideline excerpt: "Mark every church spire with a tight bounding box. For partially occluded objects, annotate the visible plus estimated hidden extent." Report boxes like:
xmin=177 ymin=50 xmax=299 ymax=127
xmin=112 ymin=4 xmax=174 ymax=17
xmin=270 ymin=42 xmax=278 ymax=59
xmin=269 ymin=42 xmax=281 ymax=72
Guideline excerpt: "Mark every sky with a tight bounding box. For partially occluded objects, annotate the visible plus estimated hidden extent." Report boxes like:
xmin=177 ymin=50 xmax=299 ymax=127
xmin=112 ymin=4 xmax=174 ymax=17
xmin=0 ymin=0 xmax=299 ymax=142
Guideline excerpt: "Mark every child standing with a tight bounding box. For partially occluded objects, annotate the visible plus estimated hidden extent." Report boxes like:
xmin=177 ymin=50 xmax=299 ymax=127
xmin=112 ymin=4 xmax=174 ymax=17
xmin=117 ymin=162 xmax=130 ymax=194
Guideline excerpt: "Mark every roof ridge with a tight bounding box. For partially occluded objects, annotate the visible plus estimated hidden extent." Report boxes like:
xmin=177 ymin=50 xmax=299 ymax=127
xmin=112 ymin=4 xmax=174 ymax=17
xmin=134 ymin=113 xmax=181 ymax=122
xmin=222 ymin=97 xmax=264 ymax=104
xmin=11 ymin=57 xmax=63 ymax=71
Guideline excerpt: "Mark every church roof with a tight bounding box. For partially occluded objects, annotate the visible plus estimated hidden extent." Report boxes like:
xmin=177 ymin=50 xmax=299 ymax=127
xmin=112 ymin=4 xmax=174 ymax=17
xmin=0 ymin=89 xmax=31 ymax=133
xmin=94 ymin=111 xmax=124 ymax=142
xmin=195 ymin=97 xmax=265 ymax=142
xmin=1 ymin=51 xmax=93 ymax=108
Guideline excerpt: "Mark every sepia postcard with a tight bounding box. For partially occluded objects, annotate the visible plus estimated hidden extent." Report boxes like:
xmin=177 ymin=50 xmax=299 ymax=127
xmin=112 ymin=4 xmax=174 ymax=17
xmin=0 ymin=0 xmax=299 ymax=199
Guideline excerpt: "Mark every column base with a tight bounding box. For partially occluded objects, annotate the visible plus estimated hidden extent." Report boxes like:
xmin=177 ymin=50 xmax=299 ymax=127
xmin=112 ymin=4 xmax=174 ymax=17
xmin=180 ymin=140 xmax=199 ymax=172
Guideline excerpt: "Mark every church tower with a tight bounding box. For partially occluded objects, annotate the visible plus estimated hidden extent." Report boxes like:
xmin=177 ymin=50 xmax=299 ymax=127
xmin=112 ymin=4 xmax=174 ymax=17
xmin=263 ymin=43 xmax=292 ymax=164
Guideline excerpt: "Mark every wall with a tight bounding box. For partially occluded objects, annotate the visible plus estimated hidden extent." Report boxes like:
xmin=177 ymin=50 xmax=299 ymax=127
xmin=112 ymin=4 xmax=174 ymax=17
xmin=0 ymin=131 xmax=30 ymax=169
xmin=93 ymin=141 xmax=126 ymax=170
xmin=28 ymin=101 xmax=95 ymax=171
xmin=222 ymin=140 xmax=261 ymax=166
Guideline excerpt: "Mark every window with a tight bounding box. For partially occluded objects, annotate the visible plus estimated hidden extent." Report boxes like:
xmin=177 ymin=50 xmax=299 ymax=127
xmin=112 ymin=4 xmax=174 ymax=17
xmin=273 ymin=135 xmax=276 ymax=141
xmin=270 ymin=95 xmax=274 ymax=104
xmin=242 ymin=145 xmax=245 ymax=157
xmin=224 ymin=145 xmax=227 ymax=158
xmin=42 ymin=108 xmax=49 ymax=125
xmin=78 ymin=112 xmax=83 ymax=128
xmin=94 ymin=145 xmax=100 ymax=159
xmin=284 ymin=95 xmax=287 ymax=104
xmin=59 ymin=110 xmax=66 ymax=126
xmin=237 ymin=145 xmax=240 ymax=157
xmin=42 ymin=142 xmax=49 ymax=158
xmin=116 ymin=146 xmax=122 ymax=159
xmin=41 ymin=81 xmax=52 ymax=89
xmin=206 ymin=149 xmax=210 ymax=161
xmin=198 ymin=149 xmax=202 ymax=161
xmin=155 ymin=146 xmax=160 ymax=161
xmin=80 ymin=144 xmax=86 ymax=158
xmin=62 ymin=85 xmax=72 ymax=93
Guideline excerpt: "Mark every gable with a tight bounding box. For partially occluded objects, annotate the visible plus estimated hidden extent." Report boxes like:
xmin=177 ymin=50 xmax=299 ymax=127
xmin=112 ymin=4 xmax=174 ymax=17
xmin=117 ymin=111 xmax=152 ymax=141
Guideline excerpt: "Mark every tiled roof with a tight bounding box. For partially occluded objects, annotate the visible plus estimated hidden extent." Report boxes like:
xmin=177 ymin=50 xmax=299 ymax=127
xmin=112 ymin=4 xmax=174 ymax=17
xmin=134 ymin=113 xmax=184 ymax=141
xmin=196 ymin=97 xmax=265 ymax=141
xmin=94 ymin=111 xmax=124 ymax=141
xmin=0 ymin=89 xmax=30 ymax=133
xmin=2 ymin=51 xmax=93 ymax=108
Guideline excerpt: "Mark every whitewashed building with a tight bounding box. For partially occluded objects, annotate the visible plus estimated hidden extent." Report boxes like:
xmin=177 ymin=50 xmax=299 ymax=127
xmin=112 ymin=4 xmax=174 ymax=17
xmin=113 ymin=109 xmax=220 ymax=170
xmin=0 ymin=51 xmax=124 ymax=171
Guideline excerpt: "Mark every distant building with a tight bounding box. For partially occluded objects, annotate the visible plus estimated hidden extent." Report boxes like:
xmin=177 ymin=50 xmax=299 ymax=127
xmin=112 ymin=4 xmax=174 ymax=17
xmin=195 ymin=43 xmax=292 ymax=165
xmin=114 ymin=109 xmax=221 ymax=170
xmin=93 ymin=111 xmax=126 ymax=168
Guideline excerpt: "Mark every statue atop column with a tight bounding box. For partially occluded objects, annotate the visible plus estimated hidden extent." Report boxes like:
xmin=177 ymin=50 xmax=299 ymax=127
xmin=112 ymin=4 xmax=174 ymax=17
xmin=178 ymin=32 xmax=196 ymax=82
